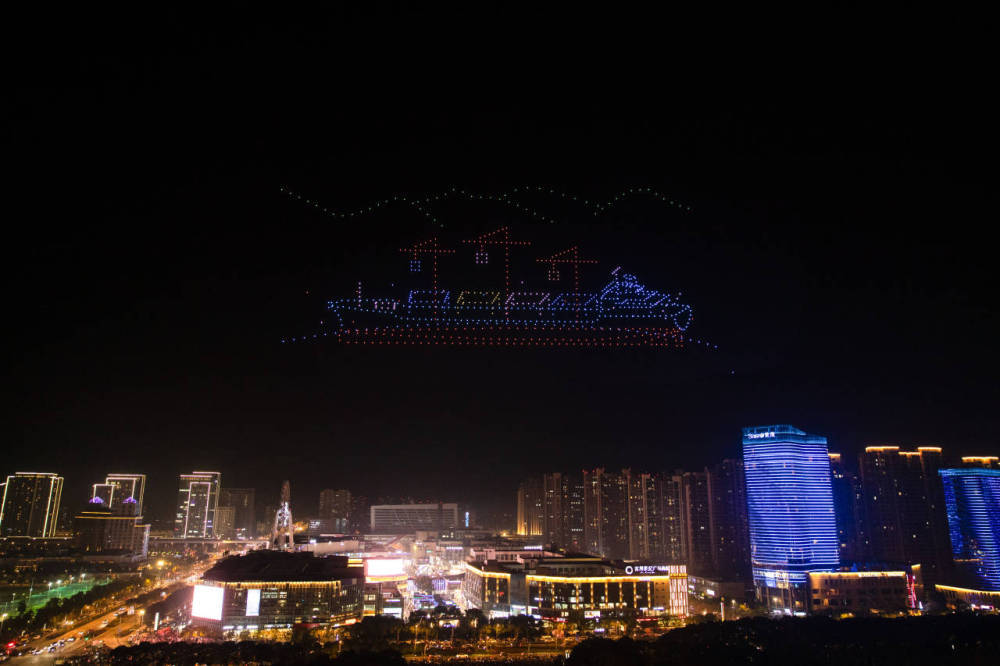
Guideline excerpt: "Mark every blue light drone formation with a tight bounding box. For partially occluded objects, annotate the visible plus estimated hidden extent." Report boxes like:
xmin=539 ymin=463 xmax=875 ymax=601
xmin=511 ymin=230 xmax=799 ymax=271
xmin=283 ymin=224 xmax=715 ymax=349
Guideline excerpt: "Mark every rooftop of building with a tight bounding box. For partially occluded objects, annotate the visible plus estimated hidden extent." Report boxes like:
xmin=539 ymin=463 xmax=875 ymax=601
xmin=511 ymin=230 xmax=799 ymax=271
xmin=202 ymin=550 xmax=364 ymax=582
xmin=468 ymin=554 xmax=681 ymax=577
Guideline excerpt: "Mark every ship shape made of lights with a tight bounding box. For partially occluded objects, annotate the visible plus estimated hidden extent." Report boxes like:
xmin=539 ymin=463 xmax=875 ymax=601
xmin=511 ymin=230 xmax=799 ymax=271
xmin=288 ymin=227 xmax=701 ymax=349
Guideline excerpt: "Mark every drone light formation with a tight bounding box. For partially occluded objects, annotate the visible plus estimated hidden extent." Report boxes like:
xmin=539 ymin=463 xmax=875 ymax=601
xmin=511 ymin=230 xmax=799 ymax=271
xmin=283 ymin=220 xmax=713 ymax=350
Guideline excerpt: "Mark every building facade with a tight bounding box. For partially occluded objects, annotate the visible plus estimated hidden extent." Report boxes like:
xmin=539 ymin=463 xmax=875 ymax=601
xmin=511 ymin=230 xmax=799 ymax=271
xmin=707 ymin=459 xmax=751 ymax=582
xmin=369 ymin=503 xmax=458 ymax=533
xmin=582 ymin=468 xmax=629 ymax=560
xmin=219 ymin=487 xmax=256 ymax=539
xmin=73 ymin=497 xmax=150 ymax=557
xmin=318 ymin=488 xmax=351 ymax=533
xmin=175 ymin=471 xmax=221 ymax=538
xmin=858 ymin=446 xmax=952 ymax=586
xmin=193 ymin=551 xmax=365 ymax=631
xmin=939 ymin=467 xmax=1000 ymax=591
xmin=0 ymin=472 xmax=64 ymax=538
xmin=828 ymin=453 xmax=862 ymax=563
xmin=742 ymin=425 xmax=839 ymax=614
xmin=681 ymin=470 xmax=713 ymax=575
xmin=516 ymin=478 xmax=544 ymax=537
xmin=808 ymin=571 xmax=913 ymax=615
xmin=463 ymin=556 xmax=687 ymax=620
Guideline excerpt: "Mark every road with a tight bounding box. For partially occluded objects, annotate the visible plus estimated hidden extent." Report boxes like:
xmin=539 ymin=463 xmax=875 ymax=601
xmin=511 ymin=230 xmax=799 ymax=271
xmin=6 ymin=561 xmax=215 ymax=664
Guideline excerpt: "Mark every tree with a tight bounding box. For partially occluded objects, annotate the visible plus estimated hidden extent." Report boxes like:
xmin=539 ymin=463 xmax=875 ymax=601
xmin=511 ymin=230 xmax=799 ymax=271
xmin=343 ymin=615 xmax=403 ymax=653
xmin=569 ymin=637 xmax=644 ymax=666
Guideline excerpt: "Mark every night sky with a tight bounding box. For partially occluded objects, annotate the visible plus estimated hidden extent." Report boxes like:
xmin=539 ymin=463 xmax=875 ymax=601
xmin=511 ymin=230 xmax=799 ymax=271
xmin=7 ymin=8 xmax=995 ymax=524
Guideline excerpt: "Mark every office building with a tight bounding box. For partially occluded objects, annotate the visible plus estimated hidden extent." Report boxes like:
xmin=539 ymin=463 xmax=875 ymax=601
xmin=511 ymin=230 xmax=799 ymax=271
xmin=218 ymin=487 xmax=256 ymax=538
xmin=858 ymin=446 xmax=952 ymax=586
xmin=369 ymin=503 xmax=458 ymax=533
xmin=175 ymin=471 xmax=221 ymax=538
xmin=73 ymin=496 xmax=150 ymax=557
xmin=0 ymin=472 xmax=64 ymax=538
xmin=939 ymin=468 xmax=1000 ymax=591
xmin=463 ymin=555 xmax=688 ymax=620
xmin=192 ymin=551 xmax=365 ymax=631
xmin=742 ymin=425 xmax=839 ymax=614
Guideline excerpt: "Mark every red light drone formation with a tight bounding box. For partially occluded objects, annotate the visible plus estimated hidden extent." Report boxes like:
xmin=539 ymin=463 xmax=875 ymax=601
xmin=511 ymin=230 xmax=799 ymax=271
xmin=284 ymin=226 xmax=715 ymax=350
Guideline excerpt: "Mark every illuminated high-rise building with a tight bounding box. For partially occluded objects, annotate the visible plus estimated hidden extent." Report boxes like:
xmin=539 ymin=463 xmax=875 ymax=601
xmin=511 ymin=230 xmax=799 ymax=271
xmin=0 ymin=472 xmax=64 ymax=538
xmin=105 ymin=474 xmax=146 ymax=513
xmin=939 ymin=468 xmax=1000 ymax=591
xmin=91 ymin=474 xmax=146 ymax=515
xmin=542 ymin=473 xmax=568 ymax=547
xmin=516 ymin=478 xmax=544 ymax=537
xmin=661 ymin=473 xmax=687 ymax=563
xmin=174 ymin=471 xmax=221 ymax=538
xmin=742 ymin=425 xmax=839 ymax=614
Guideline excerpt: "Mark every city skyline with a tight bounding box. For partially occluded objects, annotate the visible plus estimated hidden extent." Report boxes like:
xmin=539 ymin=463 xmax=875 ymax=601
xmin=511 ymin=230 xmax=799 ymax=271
xmin=5 ymin=5 xmax=1000 ymax=660
xmin=3 ymin=430 xmax=994 ymax=538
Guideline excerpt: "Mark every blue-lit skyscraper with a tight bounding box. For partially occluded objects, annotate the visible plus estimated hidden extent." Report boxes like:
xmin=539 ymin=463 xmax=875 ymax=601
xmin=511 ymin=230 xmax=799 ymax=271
xmin=939 ymin=468 xmax=1000 ymax=591
xmin=742 ymin=425 xmax=840 ymax=614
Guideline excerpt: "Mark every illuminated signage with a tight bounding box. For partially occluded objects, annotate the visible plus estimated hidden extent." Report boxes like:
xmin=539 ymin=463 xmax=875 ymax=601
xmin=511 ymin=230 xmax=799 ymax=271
xmin=191 ymin=585 xmax=223 ymax=621
xmin=623 ymin=564 xmax=678 ymax=575
xmin=365 ymin=558 xmax=406 ymax=582
xmin=746 ymin=431 xmax=775 ymax=439
xmin=245 ymin=588 xmax=260 ymax=617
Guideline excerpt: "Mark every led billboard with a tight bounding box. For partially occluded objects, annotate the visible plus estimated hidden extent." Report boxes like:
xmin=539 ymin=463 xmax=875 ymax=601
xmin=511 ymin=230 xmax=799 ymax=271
xmin=365 ymin=558 xmax=406 ymax=582
xmin=191 ymin=585 xmax=224 ymax=621
xmin=245 ymin=588 xmax=260 ymax=617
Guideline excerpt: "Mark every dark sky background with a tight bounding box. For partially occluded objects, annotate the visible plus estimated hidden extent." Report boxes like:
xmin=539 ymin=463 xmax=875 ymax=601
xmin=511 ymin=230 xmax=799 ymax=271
xmin=6 ymin=8 xmax=995 ymax=526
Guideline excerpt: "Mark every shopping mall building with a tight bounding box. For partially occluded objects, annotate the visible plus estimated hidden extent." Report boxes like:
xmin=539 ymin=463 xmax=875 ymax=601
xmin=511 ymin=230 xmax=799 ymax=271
xmin=463 ymin=555 xmax=687 ymax=620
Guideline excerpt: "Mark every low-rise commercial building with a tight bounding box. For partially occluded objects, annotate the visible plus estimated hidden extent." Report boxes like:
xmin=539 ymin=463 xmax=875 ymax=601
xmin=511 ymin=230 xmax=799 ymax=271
xmin=807 ymin=571 xmax=914 ymax=615
xmin=192 ymin=551 xmax=364 ymax=631
xmin=935 ymin=584 xmax=1000 ymax=610
xmin=463 ymin=556 xmax=687 ymax=620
